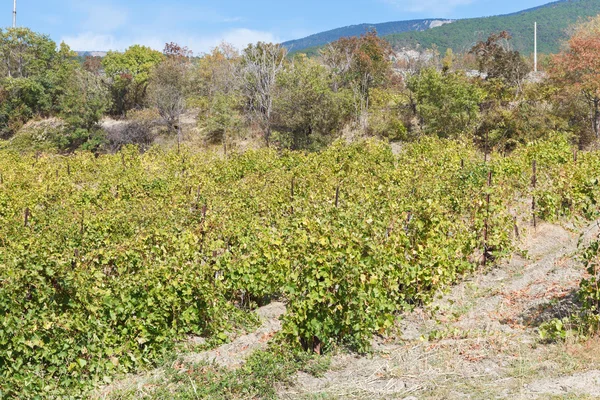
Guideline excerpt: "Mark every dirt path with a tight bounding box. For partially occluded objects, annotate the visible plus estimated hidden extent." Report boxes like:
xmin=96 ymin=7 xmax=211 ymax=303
xmin=279 ymin=221 xmax=600 ymax=399
xmin=94 ymin=302 xmax=286 ymax=398
xmin=184 ymin=302 xmax=286 ymax=368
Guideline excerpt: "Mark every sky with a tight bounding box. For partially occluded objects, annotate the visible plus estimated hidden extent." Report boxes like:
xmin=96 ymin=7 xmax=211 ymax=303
xmin=1 ymin=0 xmax=556 ymax=54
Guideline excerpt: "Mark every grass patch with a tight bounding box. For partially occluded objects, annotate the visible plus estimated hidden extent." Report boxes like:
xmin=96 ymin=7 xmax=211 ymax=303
xmin=104 ymin=342 xmax=331 ymax=399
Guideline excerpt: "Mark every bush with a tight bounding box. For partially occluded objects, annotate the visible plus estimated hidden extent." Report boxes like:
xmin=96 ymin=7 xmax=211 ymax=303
xmin=8 ymin=118 xmax=66 ymax=152
xmin=104 ymin=109 xmax=160 ymax=152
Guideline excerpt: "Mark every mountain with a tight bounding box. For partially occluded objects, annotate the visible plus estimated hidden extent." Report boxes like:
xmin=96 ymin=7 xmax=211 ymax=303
xmin=284 ymin=0 xmax=600 ymax=55
xmin=76 ymin=51 xmax=108 ymax=58
xmin=387 ymin=0 xmax=600 ymax=54
xmin=283 ymin=19 xmax=453 ymax=53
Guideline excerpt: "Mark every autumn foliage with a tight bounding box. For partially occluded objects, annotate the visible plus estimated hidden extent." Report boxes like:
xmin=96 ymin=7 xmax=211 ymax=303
xmin=551 ymin=16 xmax=600 ymax=137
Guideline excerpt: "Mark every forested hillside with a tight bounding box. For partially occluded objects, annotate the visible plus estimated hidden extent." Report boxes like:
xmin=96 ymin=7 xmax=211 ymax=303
xmin=387 ymin=0 xmax=600 ymax=54
xmin=283 ymin=19 xmax=452 ymax=53
xmin=284 ymin=0 xmax=600 ymax=55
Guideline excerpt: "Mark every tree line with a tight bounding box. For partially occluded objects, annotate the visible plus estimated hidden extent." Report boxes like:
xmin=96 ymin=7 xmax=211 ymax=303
xmin=1 ymin=16 xmax=600 ymax=153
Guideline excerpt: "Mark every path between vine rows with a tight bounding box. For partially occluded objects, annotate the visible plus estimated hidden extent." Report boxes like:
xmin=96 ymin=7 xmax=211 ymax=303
xmin=98 ymin=220 xmax=600 ymax=399
xmin=278 ymin=220 xmax=600 ymax=399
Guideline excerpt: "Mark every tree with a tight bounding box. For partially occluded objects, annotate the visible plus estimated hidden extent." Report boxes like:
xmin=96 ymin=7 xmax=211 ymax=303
xmin=273 ymin=54 xmax=352 ymax=150
xmin=148 ymin=58 xmax=187 ymax=141
xmin=192 ymin=44 xmax=239 ymax=104
xmin=83 ymin=56 xmax=103 ymax=75
xmin=0 ymin=77 xmax=50 ymax=137
xmin=551 ymin=16 xmax=600 ymax=138
xmin=147 ymin=43 xmax=193 ymax=151
xmin=205 ymin=93 xmax=243 ymax=155
xmin=102 ymin=45 xmax=164 ymax=115
xmin=43 ymin=43 xmax=110 ymax=151
xmin=0 ymin=28 xmax=56 ymax=79
xmin=320 ymin=30 xmax=393 ymax=126
xmin=408 ymin=68 xmax=485 ymax=138
xmin=240 ymin=42 xmax=287 ymax=146
xmin=0 ymin=29 xmax=62 ymax=137
xmin=58 ymin=69 xmax=111 ymax=131
xmin=477 ymin=82 xmax=567 ymax=152
xmin=470 ymin=31 xmax=530 ymax=88
xmin=163 ymin=42 xmax=193 ymax=60
xmin=442 ymin=48 xmax=454 ymax=74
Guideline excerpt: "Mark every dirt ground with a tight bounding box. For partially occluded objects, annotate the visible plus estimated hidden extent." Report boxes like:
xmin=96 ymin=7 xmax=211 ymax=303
xmin=278 ymin=221 xmax=600 ymax=399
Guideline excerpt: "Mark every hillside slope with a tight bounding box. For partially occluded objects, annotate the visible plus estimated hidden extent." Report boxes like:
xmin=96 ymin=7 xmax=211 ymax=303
xmin=285 ymin=0 xmax=600 ymax=56
xmin=283 ymin=19 xmax=452 ymax=52
xmin=387 ymin=0 xmax=600 ymax=54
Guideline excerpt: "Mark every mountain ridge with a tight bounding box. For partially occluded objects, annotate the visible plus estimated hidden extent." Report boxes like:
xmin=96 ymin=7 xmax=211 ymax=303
xmin=284 ymin=0 xmax=600 ymax=55
xmin=282 ymin=19 xmax=453 ymax=52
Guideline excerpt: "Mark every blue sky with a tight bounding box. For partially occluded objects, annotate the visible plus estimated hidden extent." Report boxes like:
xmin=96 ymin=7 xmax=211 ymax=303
xmin=2 ymin=0 xmax=554 ymax=53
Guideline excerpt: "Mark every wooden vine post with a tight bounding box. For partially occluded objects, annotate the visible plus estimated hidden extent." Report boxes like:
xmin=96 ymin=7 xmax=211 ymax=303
xmin=200 ymin=204 xmax=208 ymax=249
xmin=483 ymin=171 xmax=493 ymax=266
xmin=290 ymin=176 xmax=295 ymax=214
xmin=484 ymin=128 xmax=489 ymax=163
xmin=24 ymin=207 xmax=30 ymax=227
xmin=532 ymin=160 xmax=537 ymax=229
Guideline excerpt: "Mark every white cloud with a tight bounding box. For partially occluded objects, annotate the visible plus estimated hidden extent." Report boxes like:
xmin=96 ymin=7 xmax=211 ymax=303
xmin=222 ymin=17 xmax=244 ymax=23
xmin=217 ymin=29 xmax=279 ymax=51
xmin=383 ymin=0 xmax=475 ymax=15
xmin=62 ymin=28 xmax=279 ymax=53
xmin=73 ymin=2 xmax=129 ymax=32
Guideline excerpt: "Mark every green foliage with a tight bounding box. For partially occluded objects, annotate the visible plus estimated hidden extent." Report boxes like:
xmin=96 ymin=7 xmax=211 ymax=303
xmin=58 ymin=70 xmax=111 ymax=132
xmin=576 ymin=240 xmax=600 ymax=334
xmin=367 ymin=87 xmax=408 ymax=141
xmin=203 ymin=92 xmax=244 ymax=144
xmin=320 ymin=30 xmax=393 ymax=117
xmin=0 ymin=28 xmax=57 ymax=79
xmin=273 ymin=54 xmax=352 ymax=150
xmin=408 ymin=68 xmax=485 ymax=138
xmin=387 ymin=0 xmax=600 ymax=55
xmin=102 ymin=45 xmax=164 ymax=115
xmin=1 ymin=126 xmax=600 ymax=396
xmin=8 ymin=119 xmax=66 ymax=152
xmin=477 ymin=81 xmax=568 ymax=153
xmin=539 ymin=318 xmax=571 ymax=342
xmin=0 ymin=32 xmax=98 ymax=143
xmin=0 ymin=77 xmax=51 ymax=137
xmin=106 ymin=342 xmax=328 ymax=399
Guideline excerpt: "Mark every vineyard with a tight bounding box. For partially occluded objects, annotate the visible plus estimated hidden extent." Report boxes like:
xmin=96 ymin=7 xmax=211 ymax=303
xmin=1 ymin=136 xmax=599 ymax=398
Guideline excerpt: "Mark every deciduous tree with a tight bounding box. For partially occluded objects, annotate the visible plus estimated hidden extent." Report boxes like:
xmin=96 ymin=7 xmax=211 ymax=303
xmin=320 ymin=30 xmax=393 ymax=126
xmin=408 ymin=68 xmax=485 ymax=138
xmin=102 ymin=45 xmax=164 ymax=115
xmin=470 ymin=31 xmax=530 ymax=88
xmin=240 ymin=42 xmax=287 ymax=146
xmin=274 ymin=54 xmax=352 ymax=150
xmin=551 ymin=16 xmax=600 ymax=138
